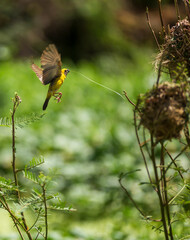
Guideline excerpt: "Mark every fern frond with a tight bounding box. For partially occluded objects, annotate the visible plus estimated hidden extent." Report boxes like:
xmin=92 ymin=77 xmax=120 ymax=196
xmin=25 ymin=156 xmax=44 ymax=170
xmin=23 ymin=169 xmax=39 ymax=184
xmin=15 ymin=113 xmax=45 ymax=128
xmin=0 ymin=117 xmax=11 ymax=127
xmin=48 ymin=205 xmax=77 ymax=212
xmin=0 ymin=176 xmax=17 ymax=190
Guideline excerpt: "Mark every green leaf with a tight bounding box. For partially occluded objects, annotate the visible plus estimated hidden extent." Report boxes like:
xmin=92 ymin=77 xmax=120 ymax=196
xmin=0 ymin=117 xmax=11 ymax=127
xmin=23 ymin=169 xmax=39 ymax=184
xmin=0 ymin=176 xmax=17 ymax=190
xmin=15 ymin=113 xmax=45 ymax=128
xmin=25 ymin=156 xmax=44 ymax=170
xmin=48 ymin=205 xmax=77 ymax=212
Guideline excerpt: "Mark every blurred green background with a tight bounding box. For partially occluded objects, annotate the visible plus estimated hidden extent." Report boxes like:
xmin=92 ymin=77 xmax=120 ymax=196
xmin=0 ymin=0 xmax=188 ymax=239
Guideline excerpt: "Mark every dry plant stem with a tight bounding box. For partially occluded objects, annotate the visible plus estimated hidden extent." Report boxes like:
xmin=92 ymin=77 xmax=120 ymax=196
xmin=165 ymin=145 xmax=188 ymax=176
xmin=119 ymin=176 xmax=146 ymax=219
xmin=160 ymin=143 xmax=165 ymax=203
xmin=184 ymin=123 xmax=190 ymax=147
xmin=123 ymin=91 xmax=137 ymax=109
xmin=28 ymin=207 xmax=42 ymax=231
xmin=146 ymin=7 xmax=161 ymax=51
xmin=134 ymin=109 xmax=153 ymax=185
xmin=156 ymin=51 xmax=165 ymax=86
xmin=183 ymin=0 xmax=190 ymax=20
xmin=42 ymin=184 xmax=48 ymax=240
xmin=35 ymin=232 xmax=40 ymax=240
xmin=164 ymin=147 xmax=184 ymax=180
xmin=11 ymin=100 xmax=32 ymax=240
xmin=174 ymin=0 xmax=181 ymax=20
xmin=157 ymin=0 xmax=166 ymax=36
xmin=150 ymin=134 xmax=169 ymax=240
xmin=161 ymin=143 xmax=174 ymax=240
xmin=142 ymin=128 xmax=151 ymax=159
xmin=119 ymin=175 xmax=161 ymax=222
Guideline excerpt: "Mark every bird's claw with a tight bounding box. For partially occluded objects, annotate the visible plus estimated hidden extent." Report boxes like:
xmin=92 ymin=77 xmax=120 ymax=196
xmin=53 ymin=92 xmax=62 ymax=103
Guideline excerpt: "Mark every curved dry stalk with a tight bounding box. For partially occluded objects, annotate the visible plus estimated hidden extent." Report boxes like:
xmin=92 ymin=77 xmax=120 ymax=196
xmin=146 ymin=7 xmax=161 ymax=51
xmin=157 ymin=0 xmax=166 ymax=36
xmin=119 ymin=173 xmax=161 ymax=222
xmin=164 ymin=146 xmax=184 ymax=180
xmin=183 ymin=0 xmax=190 ymax=21
xmin=123 ymin=91 xmax=137 ymax=109
xmin=150 ymin=135 xmax=169 ymax=240
xmin=160 ymin=143 xmax=174 ymax=240
xmin=165 ymin=145 xmax=188 ymax=177
xmin=174 ymin=0 xmax=181 ymax=20
xmin=134 ymin=108 xmax=153 ymax=185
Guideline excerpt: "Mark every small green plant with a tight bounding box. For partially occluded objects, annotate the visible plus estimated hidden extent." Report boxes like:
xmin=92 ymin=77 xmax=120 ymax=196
xmin=0 ymin=93 xmax=75 ymax=239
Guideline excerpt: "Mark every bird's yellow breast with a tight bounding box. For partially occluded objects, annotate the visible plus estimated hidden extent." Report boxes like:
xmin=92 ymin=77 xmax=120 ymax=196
xmin=50 ymin=72 xmax=66 ymax=93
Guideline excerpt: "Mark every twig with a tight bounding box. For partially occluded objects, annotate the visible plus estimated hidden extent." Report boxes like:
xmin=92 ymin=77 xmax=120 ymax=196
xmin=157 ymin=0 xmax=166 ymax=36
xmin=156 ymin=50 xmax=165 ymax=86
xmin=123 ymin=91 xmax=137 ymax=109
xmin=183 ymin=0 xmax=190 ymax=21
xmin=142 ymin=128 xmax=151 ymax=159
xmin=174 ymin=0 xmax=181 ymax=20
xmin=11 ymin=94 xmax=32 ymax=240
xmin=0 ymin=197 xmax=25 ymax=240
xmin=150 ymin=135 xmax=169 ymax=240
xmin=184 ymin=123 xmax=190 ymax=147
xmin=119 ymin=173 xmax=161 ymax=222
xmin=165 ymin=145 xmax=188 ymax=176
xmin=161 ymin=142 xmax=174 ymax=240
xmin=28 ymin=207 xmax=43 ymax=231
xmin=134 ymin=107 xmax=153 ymax=185
xmin=168 ymin=183 xmax=187 ymax=205
xmin=35 ymin=232 xmax=40 ymax=240
xmin=160 ymin=142 xmax=165 ymax=204
xmin=183 ymin=0 xmax=190 ymax=20
xmin=146 ymin=7 xmax=161 ymax=51
xmin=164 ymin=146 xmax=184 ymax=180
xmin=42 ymin=184 xmax=48 ymax=240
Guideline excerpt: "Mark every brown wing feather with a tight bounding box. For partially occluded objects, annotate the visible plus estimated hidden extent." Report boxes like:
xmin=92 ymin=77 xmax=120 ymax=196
xmin=40 ymin=44 xmax=62 ymax=85
xmin=31 ymin=63 xmax=44 ymax=85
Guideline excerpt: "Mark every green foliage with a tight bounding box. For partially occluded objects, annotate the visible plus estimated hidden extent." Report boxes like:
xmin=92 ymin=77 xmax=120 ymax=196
xmin=15 ymin=113 xmax=45 ymax=129
xmin=25 ymin=156 xmax=44 ymax=170
xmin=0 ymin=117 xmax=11 ymax=127
xmin=0 ymin=176 xmax=17 ymax=191
xmin=1 ymin=45 xmax=189 ymax=239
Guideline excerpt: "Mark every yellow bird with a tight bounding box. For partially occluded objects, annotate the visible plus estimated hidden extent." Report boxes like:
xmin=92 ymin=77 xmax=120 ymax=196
xmin=31 ymin=44 xmax=70 ymax=110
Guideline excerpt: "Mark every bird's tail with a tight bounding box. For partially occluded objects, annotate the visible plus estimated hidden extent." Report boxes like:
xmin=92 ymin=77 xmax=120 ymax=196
xmin=43 ymin=95 xmax=51 ymax=110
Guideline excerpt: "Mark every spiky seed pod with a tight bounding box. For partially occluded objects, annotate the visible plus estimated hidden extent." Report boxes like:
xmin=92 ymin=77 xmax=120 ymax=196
xmin=139 ymin=82 xmax=188 ymax=141
xmin=156 ymin=19 xmax=190 ymax=78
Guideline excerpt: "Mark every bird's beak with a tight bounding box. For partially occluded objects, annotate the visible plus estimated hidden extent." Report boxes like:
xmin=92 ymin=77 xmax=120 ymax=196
xmin=64 ymin=69 xmax=70 ymax=76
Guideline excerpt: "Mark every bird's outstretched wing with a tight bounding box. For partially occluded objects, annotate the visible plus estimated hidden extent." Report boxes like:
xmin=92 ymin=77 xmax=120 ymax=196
xmin=40 ymin=44 xmax=62 ymax=85
xmin=31 ymin=63 xmax=44 ymax=84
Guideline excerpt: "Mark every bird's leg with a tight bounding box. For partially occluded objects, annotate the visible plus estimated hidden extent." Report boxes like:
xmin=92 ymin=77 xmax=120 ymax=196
xmin=53 ymin=92 xmax=62 ymax=103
